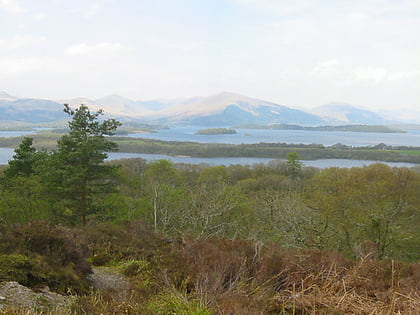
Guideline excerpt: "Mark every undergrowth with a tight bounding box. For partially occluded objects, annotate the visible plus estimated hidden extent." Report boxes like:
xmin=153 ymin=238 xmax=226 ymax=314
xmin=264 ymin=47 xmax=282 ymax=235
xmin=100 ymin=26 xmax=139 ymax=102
xmin=0 ymin=221 xmax=419 ymax=314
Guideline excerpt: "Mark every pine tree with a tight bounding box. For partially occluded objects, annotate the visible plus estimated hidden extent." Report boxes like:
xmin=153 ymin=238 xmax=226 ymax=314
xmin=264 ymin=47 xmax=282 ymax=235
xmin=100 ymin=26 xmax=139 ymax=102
xmin=5 ymin=137 xmax=39 ymax=178
xmin=53 ymin=104 xmax=121 ymax=225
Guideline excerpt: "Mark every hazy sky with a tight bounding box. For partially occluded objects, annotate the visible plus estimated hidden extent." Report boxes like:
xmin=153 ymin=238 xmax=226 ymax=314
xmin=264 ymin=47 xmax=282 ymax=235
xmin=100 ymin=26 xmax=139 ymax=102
xmin=0 ymin=0 xmax=419 ymax=111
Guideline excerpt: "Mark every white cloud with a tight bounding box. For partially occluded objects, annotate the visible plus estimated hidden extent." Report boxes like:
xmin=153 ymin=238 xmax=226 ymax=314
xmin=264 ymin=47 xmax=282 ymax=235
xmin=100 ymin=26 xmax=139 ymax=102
xmin=353 ymin=67 xmax=420 ymax=83
xmin=83 ymin=2 xmax=100 ymax=18
xmin=33 ymin=12 xmax=47 ymax=20
xmin=0 ymin=1 xmax=418 ymax=110
xmin=311 ymin=59 xmax=340 ymax=76
xmin=352 ymin=67 xmax=388 ymax=83
xmin=387 ymin=70 xmax=420 ymax=81
xmin=311 ymin=60 xmax=420 ymax=85
xmin=0 ymin=57 xmax=43 ymax=75
xmin=65 ymin=42 xmax=125 ymax=55
xmin=0 ymin=35 xmax=46 ymax=50
xmin=232 ymin=0 xmax=314 ymax=15
xmin=0 ymin=0 xmax=24 ymax=14
xmin=147 ymin=39 xmax=208 ymax=53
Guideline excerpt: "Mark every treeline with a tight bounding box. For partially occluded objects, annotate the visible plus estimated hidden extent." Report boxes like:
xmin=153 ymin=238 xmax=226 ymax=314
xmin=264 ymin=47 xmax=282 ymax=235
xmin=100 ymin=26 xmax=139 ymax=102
xmin=1 ymin=154 xmax=419 ymax=261
xmin=114 ymin=137 xmax=420 ymax=163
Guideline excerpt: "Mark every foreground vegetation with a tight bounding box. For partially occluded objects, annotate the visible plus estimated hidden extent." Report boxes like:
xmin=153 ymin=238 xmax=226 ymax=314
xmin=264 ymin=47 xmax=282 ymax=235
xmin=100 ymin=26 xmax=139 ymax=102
xmin=1 ymin=159 xmax=420 ymax=313
xmin=0 ymin=221 xmax=419 ymax=314
xmin=0 ymin=106 xmax=419 ymax=313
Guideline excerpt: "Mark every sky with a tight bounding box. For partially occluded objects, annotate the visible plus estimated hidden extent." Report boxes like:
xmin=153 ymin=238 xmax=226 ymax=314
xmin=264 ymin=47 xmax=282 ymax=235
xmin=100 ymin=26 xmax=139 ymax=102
xmin=0 ymin=0 xmax=419 ymax=111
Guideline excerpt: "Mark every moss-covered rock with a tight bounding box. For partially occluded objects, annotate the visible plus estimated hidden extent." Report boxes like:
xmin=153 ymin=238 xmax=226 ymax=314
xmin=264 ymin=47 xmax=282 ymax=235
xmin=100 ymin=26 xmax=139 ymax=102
xmin=0 ymin=281 xmax=73 ymax=311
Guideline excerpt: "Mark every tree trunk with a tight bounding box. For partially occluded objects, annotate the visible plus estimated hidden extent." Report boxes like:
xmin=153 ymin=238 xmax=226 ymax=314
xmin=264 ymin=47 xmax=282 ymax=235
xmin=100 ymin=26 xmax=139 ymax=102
xmin=153 ymin=186 xmax=158 ymax=232
xmin=81 ymin=185 xmax=87 ymax=226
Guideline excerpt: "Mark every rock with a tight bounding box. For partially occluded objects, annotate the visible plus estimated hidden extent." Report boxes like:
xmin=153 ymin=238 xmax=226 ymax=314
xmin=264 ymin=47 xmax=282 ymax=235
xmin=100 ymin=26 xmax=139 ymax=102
xmin=0 ymin=281 xmax=72 ymax=310
xmin=88 ymin=267 xmax=131 ymax=300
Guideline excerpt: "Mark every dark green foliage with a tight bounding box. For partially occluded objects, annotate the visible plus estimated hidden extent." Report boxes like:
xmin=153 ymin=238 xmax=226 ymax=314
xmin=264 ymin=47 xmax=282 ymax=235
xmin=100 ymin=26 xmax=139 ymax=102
xmin=0 ymin=254 xmax=47 ymax=286
xmin=0 ymin=105 xmax=122 ymax=226
xmin=0 ymin=176 xmax=52 ymax=223
xmin=0 ymin=221 xmax=91 ymax=293
xmin=4 ymin=137 xmax=38 ymax=178
xmin=49 ymin=105 xmax=122 ymax=225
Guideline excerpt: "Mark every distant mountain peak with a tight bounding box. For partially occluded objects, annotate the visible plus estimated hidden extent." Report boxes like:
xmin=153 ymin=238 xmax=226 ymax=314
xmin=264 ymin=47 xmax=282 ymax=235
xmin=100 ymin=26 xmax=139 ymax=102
xmin=313 ymin=102 xmax=388 ymax=125
xmin=207 ymin=91 xmax=268 ymax=103
xmin=158 ymin=92 xmax=326 ymax=126
xmin=215 ymin=91 xmax=247 ymax=98
xmin=2 ymin=91 xmax=409 ymax=125
xmin=95 ymin=94 xmax=135 ymax=104
xmin=324 ymin=102 xmax=355 ymax=108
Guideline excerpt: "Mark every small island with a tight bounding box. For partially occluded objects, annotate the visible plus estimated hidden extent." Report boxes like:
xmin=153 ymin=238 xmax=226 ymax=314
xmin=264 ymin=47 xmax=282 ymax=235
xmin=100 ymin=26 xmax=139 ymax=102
xmin=195 ymin=128 xmax=237 ymax=135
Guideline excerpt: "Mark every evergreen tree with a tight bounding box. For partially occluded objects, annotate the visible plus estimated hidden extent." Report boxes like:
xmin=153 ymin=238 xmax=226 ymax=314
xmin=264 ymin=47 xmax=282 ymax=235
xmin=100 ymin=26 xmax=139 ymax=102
xmin=53 ymin=104 xmax=121 ymax=225
xmin=5 ymin=137 xmax=39 ymax=178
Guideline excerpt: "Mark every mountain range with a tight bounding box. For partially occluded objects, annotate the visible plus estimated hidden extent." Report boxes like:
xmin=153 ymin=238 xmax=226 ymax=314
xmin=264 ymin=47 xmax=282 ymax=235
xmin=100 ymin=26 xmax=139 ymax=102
xmin=311 ymin=103 xmax=389 ymax=125
xmin=0 ymin=91 xmax=415 ymax=126
xmin=0 ymin=92 xmax=67 ymax=123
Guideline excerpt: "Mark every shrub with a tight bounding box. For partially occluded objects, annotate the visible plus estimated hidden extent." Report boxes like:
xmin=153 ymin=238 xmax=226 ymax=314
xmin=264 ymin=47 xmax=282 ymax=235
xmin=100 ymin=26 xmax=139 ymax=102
xmin=80 ymin=220 xmax=164 ymax=265
xmin=0 ymin=221 xmax=91 ymax=294
xmin=145 ymin=289 xmax=211 ymax=315
xmin=0 ymin=254 xmax=47 ymax=287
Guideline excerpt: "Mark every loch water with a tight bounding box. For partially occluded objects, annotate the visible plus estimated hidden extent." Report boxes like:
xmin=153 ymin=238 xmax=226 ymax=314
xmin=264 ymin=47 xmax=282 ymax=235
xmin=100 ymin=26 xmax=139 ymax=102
xmin=128 ymin=126 xmax=420 ymax=147
xmin=1 ymin=127 xmax=419 ymax=168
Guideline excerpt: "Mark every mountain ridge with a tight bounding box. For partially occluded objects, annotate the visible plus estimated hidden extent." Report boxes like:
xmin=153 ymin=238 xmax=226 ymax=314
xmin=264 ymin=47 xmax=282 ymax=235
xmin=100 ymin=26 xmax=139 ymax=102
xmin=312 ymin=102 xmax=389 ymax=125
xmin=0 ymin=91 xmax=409 ymax=126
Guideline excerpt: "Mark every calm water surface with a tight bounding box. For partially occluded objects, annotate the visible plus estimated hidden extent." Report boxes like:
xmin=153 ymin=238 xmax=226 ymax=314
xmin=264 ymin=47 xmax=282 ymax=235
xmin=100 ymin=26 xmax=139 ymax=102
xmin=128 ymin=126 xmax=420 ymax=146
xmin=0 ymin=130 xmax=35 ymax=138
xmin=2 ymin=127 xmax=419 ymax=146
xmin=1 ymin=127 xmax=419 ymax=168
xmin=1 ymin=148 xmax=416 ymax=168
xmin=106 ymin=152 xmax=417 ymax=169
xmin=0 ymin=148 xmax=14 ymax=164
